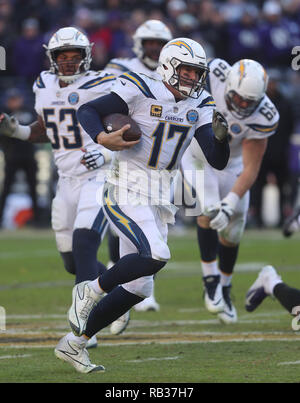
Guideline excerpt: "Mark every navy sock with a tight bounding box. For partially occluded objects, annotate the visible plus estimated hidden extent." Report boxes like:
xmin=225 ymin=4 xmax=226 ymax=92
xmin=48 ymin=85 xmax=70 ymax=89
xmin=72 ymin=228 xmax=106 ymax=284
xmin=218 ymin=243 xmax=239 ymax=275
xmin=97 ymin=261 xmax=107 ymax=276
xmin=273 ymin=283 xmax=300 ymax=314
xmin=107 ymin=229 xmax=120 ymax=263
xmin=197 ymin=225 xmax=218 ymax=262
xmin=99 ymin=253 xmax=166 ymax=292
xmin=60 ymin=251 xmax=76 ymax=275
xmin=85 ymin=286 xmax=143 ymax=338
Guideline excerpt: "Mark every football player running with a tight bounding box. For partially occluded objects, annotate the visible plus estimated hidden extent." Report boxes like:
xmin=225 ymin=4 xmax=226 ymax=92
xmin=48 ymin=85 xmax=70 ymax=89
xmin=104 ymin=19 xmax=172 ymax=313
xmin=181 ymin=58 xmax=279 ymax=324
xmin=54 ymin=38 xmax=230 ymax=373
xmin=0 ymin=27 xmax=131 ymax=346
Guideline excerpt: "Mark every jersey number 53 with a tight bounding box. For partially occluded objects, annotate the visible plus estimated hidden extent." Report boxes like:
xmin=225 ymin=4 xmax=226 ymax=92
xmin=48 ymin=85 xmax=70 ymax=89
xmin=43 ymin=108 xmax=83 ymax=150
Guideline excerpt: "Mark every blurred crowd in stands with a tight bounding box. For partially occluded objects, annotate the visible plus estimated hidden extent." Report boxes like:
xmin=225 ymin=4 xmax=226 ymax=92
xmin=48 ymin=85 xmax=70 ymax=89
xmin=0 ymin=0 xmax=300 ymax=228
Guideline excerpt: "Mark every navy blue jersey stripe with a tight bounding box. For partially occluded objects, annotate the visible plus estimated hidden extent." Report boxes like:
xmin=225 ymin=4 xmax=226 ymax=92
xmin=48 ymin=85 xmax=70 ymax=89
xmin=246 ymin=122 xmax=279 ymax=133
xmin=92 ymin=207 xmax=108 ymax=237
xmin=197 ymin=95 xmax=215 ymax=108
xmin=103 ymin=186 xmax=152 ymax=257
xmin=78 ymin=75 xmax=116 ymax=89
xmin=120 ymin=71 xmax=156 ymax=99
xmin=106 ymin=62 xmax=129 ymax=72
xmin=35 ymin=74 xmax=46 ymax=88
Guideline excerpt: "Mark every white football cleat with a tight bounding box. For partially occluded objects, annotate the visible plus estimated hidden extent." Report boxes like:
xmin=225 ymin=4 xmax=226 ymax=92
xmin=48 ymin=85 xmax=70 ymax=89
xmin=86 ymin=334 xmax=98 ymax=349
xmin=134 ymin=295 xmax=160 ymax=312
xmin=110 ymin=310 xmax=130 ymax=335
xmin=68 ymin=280 xmax=103 ymax=336
xmin=203 ymin=275 xmax=224 ymax=313
xmin=54 ymin=333 xmax=105 ymax=373
xmin=245 ymin=265 xmax=282 ymax=312
xmin=218 ymin=285 xmax=238 ymax=324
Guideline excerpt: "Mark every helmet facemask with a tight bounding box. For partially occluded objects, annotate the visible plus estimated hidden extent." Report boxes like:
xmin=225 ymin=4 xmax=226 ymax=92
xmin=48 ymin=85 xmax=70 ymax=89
xmin=44 ymin=44 xmax=93 ymax=84
xmin=166 ymin=57 xmax=209 ymax=99
xmin=224 ymin=59 xmax=268 ymax=119
xmin=225 ymin=90 xmax=262 ymax=118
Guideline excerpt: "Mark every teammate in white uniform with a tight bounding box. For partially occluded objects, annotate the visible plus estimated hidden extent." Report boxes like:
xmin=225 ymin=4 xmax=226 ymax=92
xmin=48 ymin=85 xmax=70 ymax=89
xmin=54 ymin=38 xmax=230 ymax=373
xmin=105 ymin=19 xmax=172 ymax=78
xmin=104 ymin=19 xmax=172 ymax=312
xmin=0 ymin=27 xmax=125 ymax=344
xmin=181 ymin=58 xmax=279 ymax=323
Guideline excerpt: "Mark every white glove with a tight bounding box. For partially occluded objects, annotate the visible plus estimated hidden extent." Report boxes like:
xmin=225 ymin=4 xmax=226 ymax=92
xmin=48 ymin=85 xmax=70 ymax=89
xmin=209 ymin=192 xmax=240 ymax=232
xmin=212 ymin=109 xmax=228 ymax=142
xmin=0 ymin=113 xmax=19 ymax=137
xmin=80 ymin=148 xmax=105 ymax=171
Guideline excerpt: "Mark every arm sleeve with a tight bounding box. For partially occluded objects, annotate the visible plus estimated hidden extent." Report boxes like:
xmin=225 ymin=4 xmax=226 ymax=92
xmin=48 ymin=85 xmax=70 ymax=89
xmin=77 ymin=92 xmax=129 ymax=142
xmin=194 ymin=123 xmax=230 ymax=170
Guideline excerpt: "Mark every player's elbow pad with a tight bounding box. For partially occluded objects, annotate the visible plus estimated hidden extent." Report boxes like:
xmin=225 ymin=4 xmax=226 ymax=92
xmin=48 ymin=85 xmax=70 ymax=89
xmin=194 ymin=124 xmax=230 ymax=170
xmin=211 ymin=138 xmax=230 ymax=170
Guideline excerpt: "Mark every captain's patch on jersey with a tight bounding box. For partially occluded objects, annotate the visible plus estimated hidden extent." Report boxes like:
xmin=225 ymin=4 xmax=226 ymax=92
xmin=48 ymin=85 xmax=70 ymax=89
xmin=150 ymin=105 xmax=162 ymax=117
xmin=68 ymin=92 xmax=79 ymax=105
xmin=186 ymin=109 xmax=199 ymax=124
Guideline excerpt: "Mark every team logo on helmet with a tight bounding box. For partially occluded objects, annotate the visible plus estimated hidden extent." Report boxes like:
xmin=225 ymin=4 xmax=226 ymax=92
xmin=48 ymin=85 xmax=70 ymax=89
xmin=186 ymin=109 xmax=199 ymax=124
xmin=238 ymin=60 xmax=246 ymax=87
xmin=68 ymin=92 xmax=79 ymax=105
xmin=165 ymin=40 xmax=194 ymax=57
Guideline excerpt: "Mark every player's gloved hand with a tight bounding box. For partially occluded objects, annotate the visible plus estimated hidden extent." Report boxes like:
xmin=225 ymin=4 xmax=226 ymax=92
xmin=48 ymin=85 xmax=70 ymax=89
xmin=203 ymin=205 xmax=219 ymax=220
xmin=80 ymin=147 xmax=105 ymax=171
xmin=209 ymin=192 xmax=240 ymax=232
xmin=0 ymin=113 xmax=19 ymax=137
xmin=212 ymin=109 xmax=228 ymax=142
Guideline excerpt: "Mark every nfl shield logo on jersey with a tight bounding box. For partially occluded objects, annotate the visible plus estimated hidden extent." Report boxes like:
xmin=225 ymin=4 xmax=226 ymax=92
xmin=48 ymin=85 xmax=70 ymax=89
xmin=186 ymin=109 xmax=199 ymax=124
xmin=68 ymin=92 xmax=79 ymax=105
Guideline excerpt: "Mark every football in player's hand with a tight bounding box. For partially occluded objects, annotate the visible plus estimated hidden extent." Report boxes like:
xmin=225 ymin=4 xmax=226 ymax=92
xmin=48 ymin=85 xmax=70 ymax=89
xmin=102 ymin=113 xmax=142 ymax=142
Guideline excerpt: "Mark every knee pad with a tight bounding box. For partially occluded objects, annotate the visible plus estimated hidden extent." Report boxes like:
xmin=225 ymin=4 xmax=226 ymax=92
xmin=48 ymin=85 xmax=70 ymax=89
xmin=55 ymin=232 xmax=73 ymax=253
xmin=52 ymin=195 xmax=68 ymax=232
xmin=122 ymin=276 xmax=154 ymax=299
xmin=60 ymin=251 xmax=76 ymax=275
xmin=150 ymin=239 xmax=171 ymax=262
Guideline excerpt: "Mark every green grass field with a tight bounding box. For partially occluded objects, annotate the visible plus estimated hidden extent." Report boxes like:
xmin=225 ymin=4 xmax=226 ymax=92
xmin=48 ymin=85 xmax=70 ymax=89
xmin=1 ymin=227 xmax=300 ymax=384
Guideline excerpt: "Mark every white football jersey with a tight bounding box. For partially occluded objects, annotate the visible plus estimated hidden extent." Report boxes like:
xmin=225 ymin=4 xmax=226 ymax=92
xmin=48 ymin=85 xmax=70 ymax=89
xmin=206 ymin=58 xmax=279 ymax=161
xmin=33 ymin=70 xmax=116 ymax=178
xmin=107 ymin=71 xmax=215 ymax=203
xmin=104 ymin=57 xmax=160 ymax=79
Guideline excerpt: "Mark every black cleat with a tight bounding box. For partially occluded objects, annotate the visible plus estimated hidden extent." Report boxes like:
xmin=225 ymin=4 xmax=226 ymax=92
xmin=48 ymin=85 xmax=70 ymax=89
xmin=282 ymin=207 xmax=300 ymax=237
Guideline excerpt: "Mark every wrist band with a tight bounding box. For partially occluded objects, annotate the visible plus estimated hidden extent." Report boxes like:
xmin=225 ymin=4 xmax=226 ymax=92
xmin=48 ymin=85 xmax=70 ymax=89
xmin=101 ymin=148 xmax=113 ymax=164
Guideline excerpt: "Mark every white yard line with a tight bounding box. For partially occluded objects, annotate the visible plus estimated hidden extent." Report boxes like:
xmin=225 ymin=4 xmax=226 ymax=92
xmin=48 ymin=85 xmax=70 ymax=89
xmin=6 ymin=314 xmax=67 ymax=319
xmin=127 ymin=356 xmax=179 ymax=363
xmin=2 ymin=337 xmax=300 ymax=349
xmin=0 ymin=354 xmax=31 ymax=360
xmin=0 ymin=250 xmax=57 ymax=259
xmin=278 ymin=360 xmax=300 ymax=366
xmin=4 ymin=317 xmax=284 ymax=328
xmin=165 ymin=261 xmax=268 ymax=272
xmin=6 ymin=309 xmax=285 ymax=320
